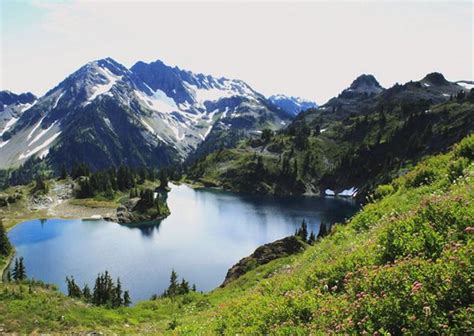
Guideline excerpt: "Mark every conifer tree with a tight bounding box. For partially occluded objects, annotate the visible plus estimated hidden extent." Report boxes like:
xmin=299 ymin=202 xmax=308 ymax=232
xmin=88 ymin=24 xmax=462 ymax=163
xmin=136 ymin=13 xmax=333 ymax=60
xmin=308 ymin=231 xmax=316 ymax=244
xmin=12 ymin=257 xmax=26 ymax=281
xmin=180 ymin=279 xmax=190 ymax=294
xmin=113 ymin=278 xmax=123 ymax=308
xmin=167 ymin=269 xmax=179 ymax=297
xmin=82 ymin=284 xmax=92 ymax=302
xmin=123 ymin=290 xmax=131 ymax=307
xmin=159 ymin=171 xmax=169 ymax=191
xmin=66 ymin=276 xmax=82 ymax=298
xmin=0 ymin=220 xmax=12 ymax=256
xmin=296 ymin=219 xmax=308 ymax=241
xmin=12 ymin=258 xmax=19 ymax=280
xmin=60 ymin=164 xmax=68 ymax=180
xmin=318 ymin=222 xmax=328 ymax=238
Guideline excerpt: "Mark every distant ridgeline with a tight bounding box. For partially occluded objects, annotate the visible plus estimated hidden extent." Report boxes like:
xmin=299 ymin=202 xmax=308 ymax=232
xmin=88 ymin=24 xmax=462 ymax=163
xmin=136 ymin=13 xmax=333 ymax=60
xmin=0 ymin=58 xmax=318 ymax=177
xmin=187 ymin=73 xmax=474 ymax=200
xmin=1 ymin=69 xmax=472 ymax=201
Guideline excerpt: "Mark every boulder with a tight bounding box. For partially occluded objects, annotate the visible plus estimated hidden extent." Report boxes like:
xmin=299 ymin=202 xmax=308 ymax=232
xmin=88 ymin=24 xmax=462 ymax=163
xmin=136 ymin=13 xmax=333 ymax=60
xmin=221 ymin=235 xmax=307 ymax=287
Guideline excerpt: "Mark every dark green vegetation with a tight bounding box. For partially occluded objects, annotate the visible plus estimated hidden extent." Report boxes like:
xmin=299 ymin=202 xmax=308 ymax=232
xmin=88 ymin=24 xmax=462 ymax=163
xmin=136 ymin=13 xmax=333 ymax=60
xmin=0 ymin=135 xmax=472 ymax=333
xmin=70 ymin=163 xmax=175 ymax=200
xmin=10 ymin=257 xmax=26 ymax=281
xmin=187 ymin=75 xmax=473 ymax=199
xmin=0 ymin=220 xmax=11 ymax=257
xmin=66 ymin=271 xmax=131 ymax=308
xmin=72 ymin=164 xmax=173 ymax=223
xmin=117 ymin=187 xmax=170 ymax=224
xmin=159 ymin=270 xmax=196 ymax=298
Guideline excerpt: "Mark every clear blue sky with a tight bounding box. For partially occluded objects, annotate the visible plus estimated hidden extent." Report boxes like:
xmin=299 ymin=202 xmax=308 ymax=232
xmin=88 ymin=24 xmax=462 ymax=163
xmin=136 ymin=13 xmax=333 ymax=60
xmin=1 ymin=0 xmax=472 ymax=103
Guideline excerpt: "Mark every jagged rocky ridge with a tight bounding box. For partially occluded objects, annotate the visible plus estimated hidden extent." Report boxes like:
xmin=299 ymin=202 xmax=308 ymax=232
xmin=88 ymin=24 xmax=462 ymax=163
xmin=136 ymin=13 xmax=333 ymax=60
xmin=0 ymin=58 xmax=294 ymax=170
xmin=187 ymin=72 xmax=473 ymax=199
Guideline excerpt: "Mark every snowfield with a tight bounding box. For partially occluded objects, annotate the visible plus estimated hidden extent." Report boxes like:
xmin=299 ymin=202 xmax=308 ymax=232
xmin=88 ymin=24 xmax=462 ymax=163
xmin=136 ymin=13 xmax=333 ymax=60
xmin=19 ymin=131 xmax=62 ymax=160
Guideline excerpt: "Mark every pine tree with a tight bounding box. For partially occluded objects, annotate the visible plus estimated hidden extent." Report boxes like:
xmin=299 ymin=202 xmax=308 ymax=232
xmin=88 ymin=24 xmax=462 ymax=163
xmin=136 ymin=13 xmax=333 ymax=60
xmin=318 ymin=222 xmax=328 ymax=238
xmin=12 ymin=257 xmax=26 ymax=281
xmin=12 ymin=258 xmax=19 ymax=280
xmin=159 ymin=171 xmax=169 ymax=191
xmin=6 ymin=270 xmax=11 ymax=282
xmin=113 ymin=278 xmax=123 ymax=308
xmin=296 ymin=219 xmax=308 ymax=242
xmin=0 ymin=220 xmax=12 ymax=256
xmin=82 ymin=284 xmax=92 ymax=302
xmin=123 ymin=290 xmax=131 ymax=307
xmin=179 ymin=279 xmax=190 ymax=295
xmin=60 ymin=164 xmax=68 ymax=180
xmin=167 ymin=269 xmax=179 ymax=297
xmin=308 ymin=231 xmax=316 ymax=244
xmin=66 ymin=276 xmax=82 ymax=298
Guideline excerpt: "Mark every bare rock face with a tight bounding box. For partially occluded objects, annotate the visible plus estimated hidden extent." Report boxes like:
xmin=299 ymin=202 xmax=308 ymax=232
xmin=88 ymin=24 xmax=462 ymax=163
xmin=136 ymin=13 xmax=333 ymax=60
xmin=221 ymin=235 xmax=307 ymax=287
xmin=116 ymin=198 xmax=140 ymax=224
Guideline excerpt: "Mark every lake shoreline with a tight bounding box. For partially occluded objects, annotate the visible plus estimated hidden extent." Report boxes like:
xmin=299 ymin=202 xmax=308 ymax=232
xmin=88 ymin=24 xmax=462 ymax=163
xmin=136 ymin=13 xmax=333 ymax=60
xmin=6 ymin=184 xmax=359 ymax=303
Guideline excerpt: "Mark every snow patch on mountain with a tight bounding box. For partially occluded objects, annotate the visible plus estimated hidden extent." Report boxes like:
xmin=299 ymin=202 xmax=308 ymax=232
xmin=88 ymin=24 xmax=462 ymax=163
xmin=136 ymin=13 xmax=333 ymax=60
xmin=457 ymin=81 xmax=474 ymax=90
xmin=87 ymin=67 xmax=123 ymax=104
xmin=0 ymin=140 xmax=10 ymax=149
xmin=29 ymin=121 xmax=59 ymax=146
xmin=269 ymin=94 xmax=318 ymax=116
xmin=19 ymin=131 xmax=61 ymax=160
xmin=135 ymin=89 xmax=178 ymax=113
xmin=27 ymin=116 xmax=47 ymax=141
xmin=0 ymin=117 xmax=18 ymax=136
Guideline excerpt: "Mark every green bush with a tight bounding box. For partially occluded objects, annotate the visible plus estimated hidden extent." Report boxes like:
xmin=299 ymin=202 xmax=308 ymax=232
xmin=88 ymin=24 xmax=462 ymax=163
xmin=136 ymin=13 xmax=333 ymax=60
xmin=454 ymin=134 xmax=474 ymax=160
xmin=404 ymin=165 xmax=436 ymax=188
xmin=447 ymin=157 xmax=470 ymax=182
xmin=374 ymin=184 xmax=395 ymax=200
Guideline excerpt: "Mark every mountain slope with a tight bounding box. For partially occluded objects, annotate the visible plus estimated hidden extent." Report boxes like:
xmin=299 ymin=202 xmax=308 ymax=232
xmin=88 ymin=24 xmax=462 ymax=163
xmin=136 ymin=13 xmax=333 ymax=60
xmin=0 ymin=58 xmax=292 ymax=170
xmin=1 ymin=135 xmax=472 ymax=334
xmin=0 ymin=91 xmax=37 ymax=141
xmin=187 ymin=73 xmax=473 ymax=198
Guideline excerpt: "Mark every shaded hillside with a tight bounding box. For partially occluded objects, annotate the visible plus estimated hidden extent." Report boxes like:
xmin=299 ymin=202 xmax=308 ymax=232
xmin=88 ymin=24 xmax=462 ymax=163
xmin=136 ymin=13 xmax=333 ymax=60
xmin=187 ymin=74 xmax=473 ymax=199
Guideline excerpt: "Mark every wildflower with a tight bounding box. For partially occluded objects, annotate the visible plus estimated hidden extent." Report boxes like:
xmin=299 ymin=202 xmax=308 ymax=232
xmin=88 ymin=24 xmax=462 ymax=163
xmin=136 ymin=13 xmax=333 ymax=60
xmin=423 ymin=306 xmax=431 ymax=317
xmin=464 ymin=226 xmax=474 ymax=232
xmin=411 ymin=281 xmax=422 ymax=293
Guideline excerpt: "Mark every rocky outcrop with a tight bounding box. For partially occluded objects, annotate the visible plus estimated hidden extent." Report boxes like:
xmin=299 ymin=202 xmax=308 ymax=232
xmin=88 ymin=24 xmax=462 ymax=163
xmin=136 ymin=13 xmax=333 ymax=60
xmin=0 ymin=192 xmax=22 ymax=207
xmin=116 ymin=198 xmax=140 ymax=224
xmin=221 ymin=236 xmax=307 ymax=287
xmin=115 ymin=196 xmax=170 ymax=225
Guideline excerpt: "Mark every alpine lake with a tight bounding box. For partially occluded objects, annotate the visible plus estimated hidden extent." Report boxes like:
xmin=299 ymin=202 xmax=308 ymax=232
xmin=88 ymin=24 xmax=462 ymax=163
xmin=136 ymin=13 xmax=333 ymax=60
xmin=8 ymin=184 xmax=358 ymax=303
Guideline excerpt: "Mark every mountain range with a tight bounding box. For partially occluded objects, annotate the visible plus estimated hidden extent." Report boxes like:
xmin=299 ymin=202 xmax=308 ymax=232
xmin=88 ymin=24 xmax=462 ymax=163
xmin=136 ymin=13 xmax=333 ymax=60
xmin=0 ymin=58 xmax=316 ymax=170
xmin=187 ymin=71 xmax=473 ymax=198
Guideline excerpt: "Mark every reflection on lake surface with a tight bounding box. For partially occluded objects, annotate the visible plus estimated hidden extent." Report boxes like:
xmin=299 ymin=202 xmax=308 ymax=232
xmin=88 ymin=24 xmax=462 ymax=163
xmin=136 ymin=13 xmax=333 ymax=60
xmin=8 ymin=184 xmax=358 ymax=303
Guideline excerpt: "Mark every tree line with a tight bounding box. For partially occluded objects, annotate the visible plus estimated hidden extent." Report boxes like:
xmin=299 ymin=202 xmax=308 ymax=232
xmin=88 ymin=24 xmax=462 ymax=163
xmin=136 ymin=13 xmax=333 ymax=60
xmin=4 ymin=257 xmax=27 ymax=282
xmin=161 ymin=269 xmax=196 ymax=298
xmin=0 ymin=220 xmax=12 ymax=257
xmin=295 ymin=219 xmax=329 ymax=244
xmin=66 ymin=271 xmax=131 ymax=308
xmin=68 ymin=162 xmax=172 ymax=199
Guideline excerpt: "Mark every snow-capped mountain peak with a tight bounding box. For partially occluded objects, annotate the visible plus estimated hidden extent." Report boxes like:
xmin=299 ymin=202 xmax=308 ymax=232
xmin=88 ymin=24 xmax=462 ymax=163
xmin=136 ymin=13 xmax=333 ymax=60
xmin=0 ymin=58 xmax=294 ymax=169
xmin=268 ymin=94 xmax=318 ymax=116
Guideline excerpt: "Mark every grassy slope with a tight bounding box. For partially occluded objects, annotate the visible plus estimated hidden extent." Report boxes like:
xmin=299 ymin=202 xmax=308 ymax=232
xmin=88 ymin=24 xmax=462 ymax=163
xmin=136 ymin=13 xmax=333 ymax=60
xmin=0 ymin=136 xmax=473 ymax=334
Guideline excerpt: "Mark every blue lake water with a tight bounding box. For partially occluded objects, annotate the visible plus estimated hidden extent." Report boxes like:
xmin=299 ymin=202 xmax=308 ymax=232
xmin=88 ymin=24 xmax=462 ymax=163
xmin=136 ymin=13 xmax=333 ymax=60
xmin=8 ymin=184 xmax=358 ymax=303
